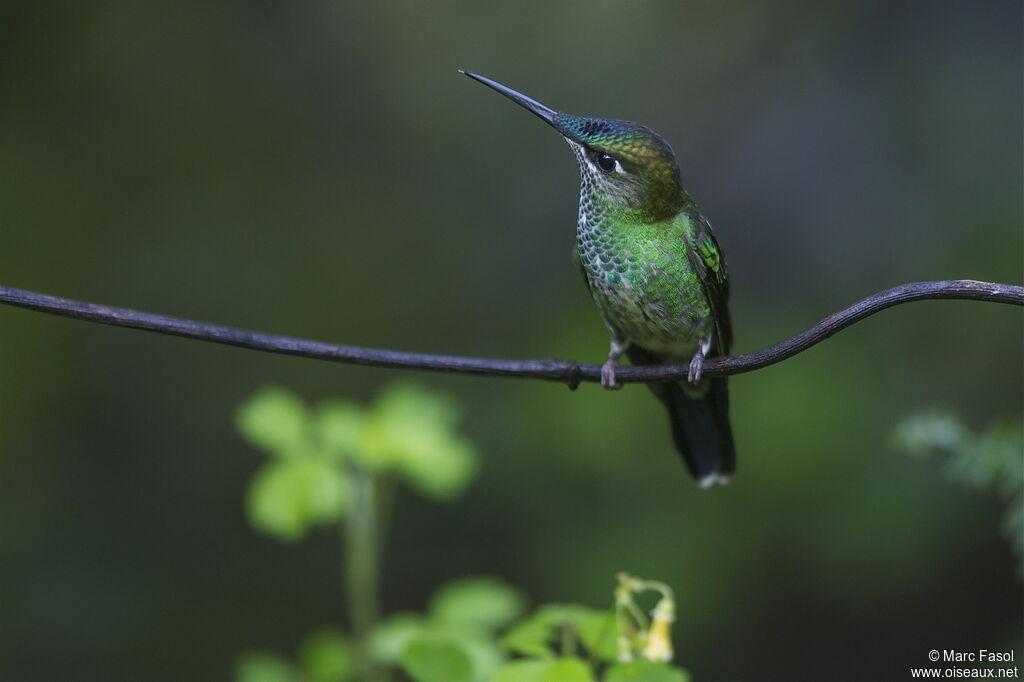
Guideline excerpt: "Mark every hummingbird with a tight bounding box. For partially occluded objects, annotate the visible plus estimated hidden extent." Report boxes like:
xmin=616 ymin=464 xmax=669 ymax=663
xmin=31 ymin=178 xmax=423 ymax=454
xmin=462 ymin=71 xmax=734 ymax=486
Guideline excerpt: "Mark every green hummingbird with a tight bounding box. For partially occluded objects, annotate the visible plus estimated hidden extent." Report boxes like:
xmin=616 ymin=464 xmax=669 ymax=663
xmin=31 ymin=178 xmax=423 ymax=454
xmin=462 ymin=71 xmax=734 ymax=486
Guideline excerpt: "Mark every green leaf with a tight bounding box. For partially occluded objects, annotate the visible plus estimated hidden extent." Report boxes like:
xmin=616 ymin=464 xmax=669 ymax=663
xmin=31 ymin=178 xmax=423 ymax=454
xmin=897 ymin=414 xmax=1024 ymax=575
xmin=369 ymin=614 xmax=503 ymax=681
xmin=500 ymin=604 xmax=612 ymax=660
xmin=430 ymin=576 xmax=526 ymax=632
xmin=399 ymin=435 xmax=478 ymax=500
xmin=367 ymin=613 xmax=427 ymax=664
xmin=456 ymin=632 xmax=505 ymax=682
xmin=375 ymin=382 xmax=461 ymax=429
xmin=491 ymin=658 xmax=594 ymax=682
xmin=359 ymin=383 xmax=452 ymax=468
xmin=360 ymin=383 xmax=478 ymax=498
xmin=236 ymin=386 xmax=309 ymax=455
xmin=235 ymin=651 xmax=294 ymax=682
xmin=573 ymin=609 xmax=617 ymax=662
xmin=299 ymin=628 xmax=355 ymax=681
xmin=401 ymin=636 xmax=474 ymax=682
xmin=499 ymin=613 xmax=555 ymax=658
xmin=604 ymin=661 xmax=689 ymax=682
xmin=316 ymin=400 xmax=366 ymax=462
xmin=246 ymin=458 xmax=348 ymax=541
xmin=491 ymin=660 xmax=550 ymax=682
xmin=543 ymin=659 xmax=595 ymax=682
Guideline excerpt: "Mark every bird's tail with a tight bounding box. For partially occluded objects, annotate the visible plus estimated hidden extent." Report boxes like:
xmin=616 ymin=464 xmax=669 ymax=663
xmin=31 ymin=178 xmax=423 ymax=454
xmin=663 ymin=378 xmax=735 ymax=486
xmin=625 ymin=346 xmax=735 ymax=486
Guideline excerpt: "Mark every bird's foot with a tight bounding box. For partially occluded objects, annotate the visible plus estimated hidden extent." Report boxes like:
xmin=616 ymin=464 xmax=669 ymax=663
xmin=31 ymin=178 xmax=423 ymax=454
xmin=601 ymin=336 xmax=629 ymax=390
xmin=687 ymin=353 xmax=704 ymax=384
xmin=688 ymin=337 xmax=712 ymax=385
xmin=601 ymin=357 xmax=622 ymax=390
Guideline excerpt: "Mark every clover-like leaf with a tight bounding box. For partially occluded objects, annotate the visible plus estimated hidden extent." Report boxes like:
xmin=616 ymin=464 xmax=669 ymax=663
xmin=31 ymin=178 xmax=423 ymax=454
xmin=573 ymin=608 xmax=617 ymax=662
xmin=367 ymin=613 xmax=428 ymax=665
xmin=316 ymin=400 xmax=367 ymax=462
xmin=361 ymin=383 xmax=456 ymax=463
xmin=491 ymin=660 xmax=550 ymax=682
xmin=299 ymin=628 xmax=356 ymax=682
xmin=492 ymin=657 xmax=594 ymax=682
xmin=541 ymin=658 xmax=595 ymax=682
xmin=375 ymin=382 xmax=460 ymax=429
xmin=429 ymin=575 xmax=526 ymax=632
xmin=236 ymin=386 xmax=310 ymax=455
xmin=455 ymin=631 xmax=504 ymax=682
xmin=400 ymin=635 xmax=474 ymax=682
xmin=500 ymin=604 xmax=611 ymax=660
xmin=360 ymin=383 xmax=478 ymax=497
xmin=603 ymin=661 xmax=690 ymax=682
xmin=399 ymin=434 xmax=478 ymax=500
xmin=499 ymin=610 xmax=559 ymax=658
xmin=246 ymin=458 xmax=348 ymax=541
xmin=235 ymin=651 xmax=295 ymax=682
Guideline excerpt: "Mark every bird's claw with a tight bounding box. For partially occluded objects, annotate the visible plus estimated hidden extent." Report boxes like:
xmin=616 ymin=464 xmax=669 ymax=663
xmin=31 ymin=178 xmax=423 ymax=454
xmin=687 ymin=353 xmax=703 ymax=384
xmin=601 ymin=358 xmax=622 ymax=390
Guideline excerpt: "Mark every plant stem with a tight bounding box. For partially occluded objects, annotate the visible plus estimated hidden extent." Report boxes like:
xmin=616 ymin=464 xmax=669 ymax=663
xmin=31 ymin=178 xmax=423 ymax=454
xmin=344 ymin=469 xmax=388 ymax=681
xmin=561 ymin=621 xmax=577 ymax=658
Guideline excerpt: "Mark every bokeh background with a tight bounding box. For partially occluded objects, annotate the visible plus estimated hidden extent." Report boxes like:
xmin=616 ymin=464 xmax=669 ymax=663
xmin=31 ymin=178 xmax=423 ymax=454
xmin=1 ymin=2 xmax=1021 ymax=680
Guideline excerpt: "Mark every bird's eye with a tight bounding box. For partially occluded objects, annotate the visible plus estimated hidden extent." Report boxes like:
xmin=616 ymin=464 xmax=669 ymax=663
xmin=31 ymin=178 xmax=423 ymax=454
xmin=596 ymin=152 xmax=616 ymax=173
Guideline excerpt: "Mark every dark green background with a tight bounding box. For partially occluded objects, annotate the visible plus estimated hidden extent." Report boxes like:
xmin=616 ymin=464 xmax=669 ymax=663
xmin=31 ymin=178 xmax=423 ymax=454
xmin=1 ymin=2 xmax=1021 ymax=680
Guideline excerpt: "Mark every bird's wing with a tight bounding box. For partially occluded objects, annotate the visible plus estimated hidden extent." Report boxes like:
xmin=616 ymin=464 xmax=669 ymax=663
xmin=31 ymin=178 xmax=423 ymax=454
xmin=686 ymin=213 xmax=732 ymax=354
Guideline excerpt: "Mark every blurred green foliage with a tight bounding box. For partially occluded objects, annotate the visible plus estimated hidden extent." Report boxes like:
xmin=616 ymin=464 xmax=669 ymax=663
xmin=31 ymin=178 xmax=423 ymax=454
xmin=501 ymin=604 xmax=616 ymax=660
xmin=236 ymin=384 xmax=478 ymax=541
xmin=234 ymin=385 xmax=691 ymax=682
xmin=896 ymin=412 xmax=1023 ymax=572
xmin=240 ymin=573 xmax=691 ymax=682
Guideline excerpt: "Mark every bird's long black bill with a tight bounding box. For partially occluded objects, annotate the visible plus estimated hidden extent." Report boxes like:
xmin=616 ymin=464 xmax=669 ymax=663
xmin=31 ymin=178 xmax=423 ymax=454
xmin=459 ymin=70 xmax=559 ymax=126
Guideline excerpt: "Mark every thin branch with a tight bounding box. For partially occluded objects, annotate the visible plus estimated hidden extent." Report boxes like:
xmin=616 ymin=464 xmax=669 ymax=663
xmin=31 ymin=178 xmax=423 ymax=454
xmin=1 ymin=280 xmax=1020 ymax=388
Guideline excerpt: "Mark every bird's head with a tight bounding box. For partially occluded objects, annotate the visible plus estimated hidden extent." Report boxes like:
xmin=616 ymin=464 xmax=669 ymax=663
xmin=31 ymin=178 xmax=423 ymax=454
xmin=461 ymin=71 xmax=687 ymax=222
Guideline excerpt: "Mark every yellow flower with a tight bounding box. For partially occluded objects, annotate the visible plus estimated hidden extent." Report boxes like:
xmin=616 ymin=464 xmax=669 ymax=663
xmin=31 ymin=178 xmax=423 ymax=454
xmin=642 ymin=598 xmax=675 ymax=662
